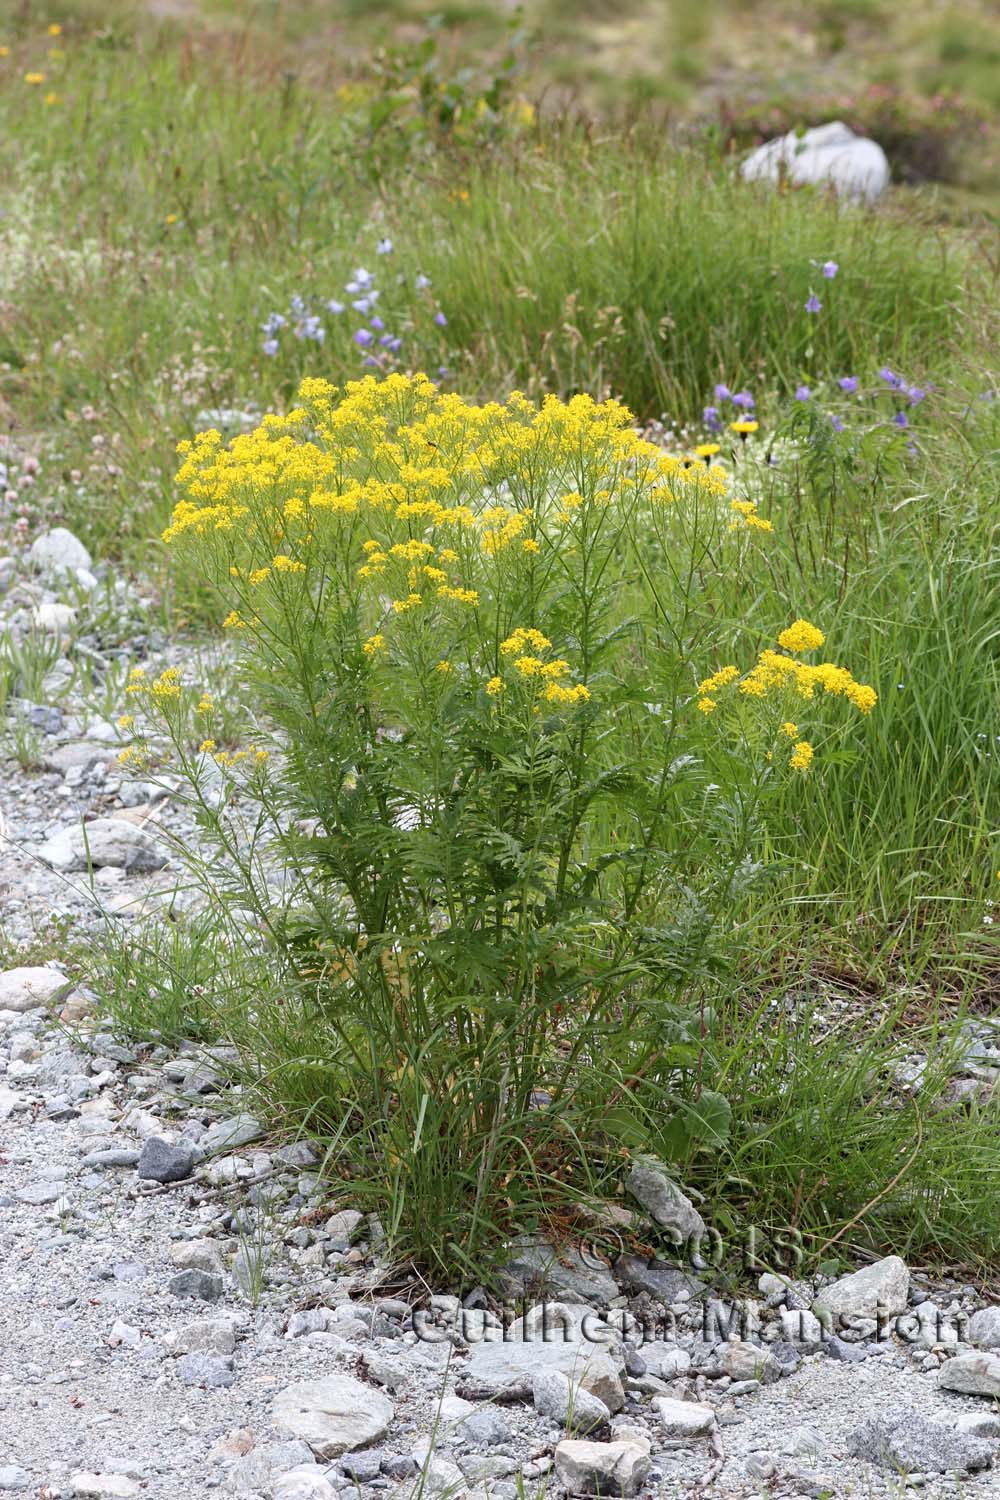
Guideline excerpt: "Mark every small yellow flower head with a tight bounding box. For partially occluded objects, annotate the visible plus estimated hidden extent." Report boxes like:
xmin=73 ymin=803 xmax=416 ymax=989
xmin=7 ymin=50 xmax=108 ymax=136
xmin=272 ymin=553 xmax=306 ymax=574
xmin=435 ymin=660 xmax=452 ymax=673
xmin=151 ymin=667 xmax=181 ymax=700
xmin=44 ymin=91 xmax=59 ymax=105
xmin=500 ymin=628 xmax=551 ymax=657
xmin=24 ymin=71 xmax=45 ymax=84
xmin=117 ymin=714 xmax=134 ymax=731
xmin=196 ymin=695 xmax=213 ymax=713
xmin=222 ymin=611 xmax=247 ymax=629
xmin=695 ymin=443 xmax=721 ymax=462
xmin=485 ymin=676 xmax=504 ymax=697
xmin=522 ymin=538 xmax=540 ymax=554
xmin=363 ymin=633 xmax=386 ymax=656
xmin=730 ymin=419 xmax=759 ymax=437
xmin=789 ymin=740 xmax=814 ymax=773
xmin=48 ymin=23 xmax=62 ymax=35
xmin=542 ymin=682 xmax=591 ymax=706
xmin=254 ymin=749 xmax=269 ymax=764
xmin=777 ymin=619 xmax=825 ymax=654
xmin=165 ymin=213 xmax=178 ymax=225
xmin=780 ymin=721 xmax=798 ymax=738
xmin=697 ymin=697 xmax=716 ymax=715
xmin=391 ymin=593 xmax=423 ymax=614
xmin=199 ymin=739 xmax=217 ymax=754
xmin=125 ymin=666 xmax=147 ymax=696
xmin=118 ymin=746 xmax=138 ymax=765
xmin=0 ymin=47 xmax=10 ymax=57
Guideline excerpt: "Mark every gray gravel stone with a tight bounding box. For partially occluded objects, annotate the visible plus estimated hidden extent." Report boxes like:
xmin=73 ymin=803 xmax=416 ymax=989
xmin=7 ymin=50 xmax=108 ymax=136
xmin=176 ymin=1352 xmax=236 ymax=1388
xmin=625 ymin=1157 xmax=705 ymax=1245
xmin=137 ymin=1136 xmax=194 ymax=1183
xmin=168 ymin=1269 xmax=224 ymax=1302
xmin=532 ymin=1368 xmax=611 ymax=1433
xmin=848 ymin=1407 xmax=993 ymax=1474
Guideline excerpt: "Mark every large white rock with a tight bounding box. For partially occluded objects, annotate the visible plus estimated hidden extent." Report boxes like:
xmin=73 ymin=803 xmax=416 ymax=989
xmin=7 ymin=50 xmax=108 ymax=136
xmin=272 ymin=1469 xmax=339 ymax=1500
xmin=30 ymin=526 xmax=93 ymax=576
xmin=465 ymin=1336 xmax=625 ymax=1412
xmin=741 ymin=121 xmax=890 ymax=204
xmin=273 ymin=1374 xmax=394 ymax=1458
xmin=0 ymin=966 xmax=74 ymax=1012
xmin=554 ymin=1439 xmax=650 ymax=1497
xmin=813 ymin=1255 xmax=909 ymax=1321
xmin=938 ymin=1352 xmax=1000 ymax=1398
xmin=652 ymin=1396 xmax=716 ymax=1438
xmin=969 ymin=1307 xmax=1000 ymax=1350
xmin=71 ymin=1477 xmax=139 ymax=1499
xmin=38 ymin=817 xmax=168 ymax=873
xmin=532 ymin=1368 xmax=610 ymax=1433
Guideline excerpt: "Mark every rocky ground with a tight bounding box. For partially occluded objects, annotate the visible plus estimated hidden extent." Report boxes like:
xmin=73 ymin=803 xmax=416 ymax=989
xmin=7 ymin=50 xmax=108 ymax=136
xmin=4 ymin=528 xmax=1000 ymax=1500
xmin=3 ymin=966 xmax=1000 ymax=1500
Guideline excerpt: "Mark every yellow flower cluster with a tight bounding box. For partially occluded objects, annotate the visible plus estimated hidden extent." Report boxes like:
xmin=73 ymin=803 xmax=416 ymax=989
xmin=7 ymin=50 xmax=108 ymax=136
xmin=498 ymin=628 xmax=590 ymax=707
xmin=777 ymin=619 xmax=825 ymax=653
xmin=696 ymin=621 xmax=877 ymax=771
xmin=164 ymin=374 xmax=740 ymax=723
xmin=731 ymin=499 xmax=773 ymax=533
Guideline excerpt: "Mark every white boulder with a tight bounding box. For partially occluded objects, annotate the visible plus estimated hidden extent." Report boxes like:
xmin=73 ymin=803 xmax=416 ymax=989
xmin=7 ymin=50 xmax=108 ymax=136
xmin=741 ymin=121 xmax=889 ymax=204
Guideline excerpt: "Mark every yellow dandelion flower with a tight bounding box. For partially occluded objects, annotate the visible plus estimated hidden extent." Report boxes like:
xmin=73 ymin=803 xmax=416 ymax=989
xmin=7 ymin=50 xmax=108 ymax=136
xmin=730 ymin=419 xmax=759 ymax=437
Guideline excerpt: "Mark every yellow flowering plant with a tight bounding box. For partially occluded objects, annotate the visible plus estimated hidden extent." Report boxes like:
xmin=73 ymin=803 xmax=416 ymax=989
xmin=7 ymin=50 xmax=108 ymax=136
xmin=152 ymin=372 xmax=875 ymax=1277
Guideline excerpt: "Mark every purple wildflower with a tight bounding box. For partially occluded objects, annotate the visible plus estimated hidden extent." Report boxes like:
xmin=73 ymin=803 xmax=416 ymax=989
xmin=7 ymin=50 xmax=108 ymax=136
xmin=376 ymin=238 xmax=393 ymax=255
xmin=415 ymin=273 xmax=431 ymax=290
xmin=831 ymin=415 xmax=845 ymax=433
xmin=879 ymin=367 xmax=902 ymax=390
xmin=327 ymin=299 xmax=345 ymax=314
xmin=703 ymin=405 xmax=721 ymax=431
xmin=805 ymin=293 xmax=822 ymax=314
xmin=821 ymin=261 xmax=838 ymax=279
xmin=907 ymin=386 xmax=926 ymax=406
xmin=839 ymin=376 xmax=858 ymax=394
xmin=894 ymin=410 xmax=909 ymax=428
xmin=262 ymin=338 xmax=279 ymax=358
xmin=434 ymin=311 xmax=448 ymax=327
xmin=389 ymin=338 xmax=402 ymax=353
xmin=732 ymin=391 xmax=755 ymax=410
xmin=354 ymin=329 xmax=374 ymax=348
xmin=714 ymin=383 xmax=732 ymax=402
xmin=795 ymin=385 xmax=811 ymax=401
xmin=370 ymin=315 xmax=385 ymax=331
xmin=352 ymin=297 xmax=373 ymax=315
